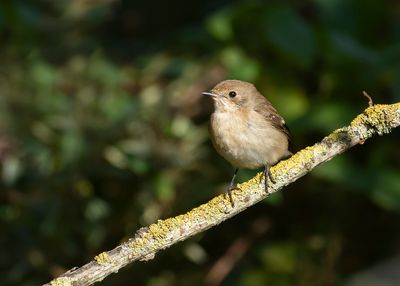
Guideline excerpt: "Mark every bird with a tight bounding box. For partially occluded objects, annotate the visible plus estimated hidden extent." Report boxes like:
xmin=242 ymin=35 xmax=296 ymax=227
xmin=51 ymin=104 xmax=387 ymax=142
xmin=203 ymin=79 xmax=291 ymax=206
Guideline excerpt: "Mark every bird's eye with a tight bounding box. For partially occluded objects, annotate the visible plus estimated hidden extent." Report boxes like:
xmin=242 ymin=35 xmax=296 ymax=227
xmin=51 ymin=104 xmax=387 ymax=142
xmin=228 ymin=91 xmax=237 ymax=98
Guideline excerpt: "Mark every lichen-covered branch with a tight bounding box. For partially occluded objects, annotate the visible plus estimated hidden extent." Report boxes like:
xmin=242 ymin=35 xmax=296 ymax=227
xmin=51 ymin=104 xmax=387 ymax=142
xmin=45 ymin=103 xmax=400 ymax=286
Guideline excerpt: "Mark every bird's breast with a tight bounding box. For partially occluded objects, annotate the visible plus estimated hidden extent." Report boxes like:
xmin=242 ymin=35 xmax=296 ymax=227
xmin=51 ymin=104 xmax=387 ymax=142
xmin=210 ymin=111 xmax=288 ymax=169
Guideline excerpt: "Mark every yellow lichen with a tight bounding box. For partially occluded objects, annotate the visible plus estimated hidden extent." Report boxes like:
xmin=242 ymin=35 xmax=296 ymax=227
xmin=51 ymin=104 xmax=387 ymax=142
xmin=49 ymin=277 xmax=72 ymax=286
xmin=277 ymin=146 xmax=313 ymax=172
xmin=236 ymin=178 xmax=257 ymax=194
xmin=95 ymin=252 xmax=111 ymax=265
xmin=349 ymin=104 xmax=400 ymax=141
xmin=352 ymin=105 xmax=385 ymax=125
xmin=148 ymin=223 xmax=163 ymax=239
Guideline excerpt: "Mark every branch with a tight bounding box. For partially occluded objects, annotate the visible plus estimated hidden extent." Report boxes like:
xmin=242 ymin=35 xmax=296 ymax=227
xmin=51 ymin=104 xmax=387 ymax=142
xmin=45 ymin=103 xmax=400 ymax=286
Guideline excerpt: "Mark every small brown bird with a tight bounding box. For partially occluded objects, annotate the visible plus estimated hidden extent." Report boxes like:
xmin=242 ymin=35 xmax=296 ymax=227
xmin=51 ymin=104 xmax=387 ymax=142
xmin=203 ymin=79 xmax=291 ymax=206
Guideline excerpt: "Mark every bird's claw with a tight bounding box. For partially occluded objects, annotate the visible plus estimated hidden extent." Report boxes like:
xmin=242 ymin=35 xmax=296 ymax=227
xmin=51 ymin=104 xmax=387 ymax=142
xmin=226 ymin=185 xmax=240 ymax=208
xmin=260 ymin=165 xmax=275 ymax=193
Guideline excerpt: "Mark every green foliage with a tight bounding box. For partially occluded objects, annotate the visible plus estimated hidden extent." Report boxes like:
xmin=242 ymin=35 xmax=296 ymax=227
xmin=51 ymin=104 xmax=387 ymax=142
xmin=0 ymin=0 xmax=400 ymax=285
xmin=262 ymin=4 xmax=316 ymax=68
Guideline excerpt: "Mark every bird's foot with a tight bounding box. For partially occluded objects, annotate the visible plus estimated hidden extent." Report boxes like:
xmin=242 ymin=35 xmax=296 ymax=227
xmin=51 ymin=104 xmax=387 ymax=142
xmin=225 ymin=184 xmax=240 ymax=208
xmin=268 ymin=170 xmax=276 ymax=184
xmin=260 ymin=165 xmax=275 ymax=193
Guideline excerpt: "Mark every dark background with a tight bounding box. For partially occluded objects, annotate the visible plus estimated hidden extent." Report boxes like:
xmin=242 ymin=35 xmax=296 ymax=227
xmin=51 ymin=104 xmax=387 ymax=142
xmin=1 ymin=0 xmax=400 ymax=285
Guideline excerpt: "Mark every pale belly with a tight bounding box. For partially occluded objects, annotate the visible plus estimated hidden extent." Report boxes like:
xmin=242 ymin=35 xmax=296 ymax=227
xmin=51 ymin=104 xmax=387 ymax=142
xmin=210 ymin=112 xmax=288 ymax=169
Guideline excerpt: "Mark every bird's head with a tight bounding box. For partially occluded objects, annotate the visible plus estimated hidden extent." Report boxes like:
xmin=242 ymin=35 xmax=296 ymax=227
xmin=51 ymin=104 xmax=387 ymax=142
xmin=202 ymin=80 xmax=260 ymax=112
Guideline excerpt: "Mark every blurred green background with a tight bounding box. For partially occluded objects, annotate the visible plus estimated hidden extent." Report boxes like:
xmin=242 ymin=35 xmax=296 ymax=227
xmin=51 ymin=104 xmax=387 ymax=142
xmin=1 ymin=0 xmax=400 ymax=285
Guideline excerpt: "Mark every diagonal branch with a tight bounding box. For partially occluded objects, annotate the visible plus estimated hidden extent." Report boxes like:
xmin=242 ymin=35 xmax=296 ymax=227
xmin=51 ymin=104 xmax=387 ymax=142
xmin=45 ymin=103 xmax=400 ymax=286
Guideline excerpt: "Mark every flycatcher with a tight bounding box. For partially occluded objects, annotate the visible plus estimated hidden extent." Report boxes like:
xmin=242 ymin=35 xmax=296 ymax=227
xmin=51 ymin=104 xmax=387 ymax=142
xmin=203 ymin=79 xmax=291 ymax=206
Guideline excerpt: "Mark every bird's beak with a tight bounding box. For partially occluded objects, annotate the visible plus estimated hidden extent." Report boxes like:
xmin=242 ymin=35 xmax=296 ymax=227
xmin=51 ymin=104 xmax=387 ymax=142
xmin=202 ymin=91 xmax=217 ymax=97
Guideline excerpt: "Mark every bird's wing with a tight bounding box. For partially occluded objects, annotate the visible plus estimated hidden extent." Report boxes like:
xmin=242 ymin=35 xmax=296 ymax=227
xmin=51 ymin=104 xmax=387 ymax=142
xmin=254 ymin=99 xmax=291 ymax=140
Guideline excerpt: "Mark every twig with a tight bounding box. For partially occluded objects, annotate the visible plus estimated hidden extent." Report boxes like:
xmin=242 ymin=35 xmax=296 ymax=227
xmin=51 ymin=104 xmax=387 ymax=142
xmin=363 ymin=91 xmax=374 ymax=107
xmin=44 ymin=103 xmax=400 ymax=286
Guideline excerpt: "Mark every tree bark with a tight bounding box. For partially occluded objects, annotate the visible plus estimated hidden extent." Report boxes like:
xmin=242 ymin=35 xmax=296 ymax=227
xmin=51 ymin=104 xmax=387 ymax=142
xmin=45 ymin=103 xmax=400 ymax=286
